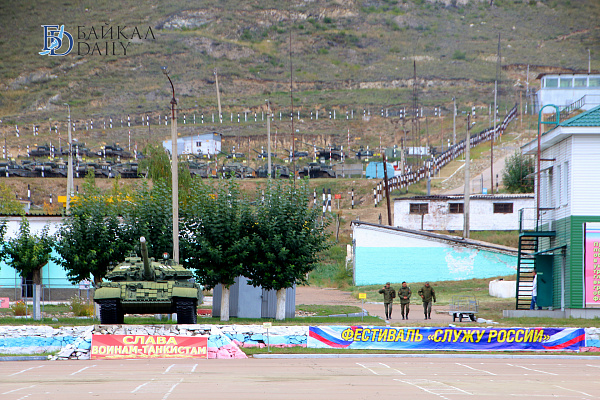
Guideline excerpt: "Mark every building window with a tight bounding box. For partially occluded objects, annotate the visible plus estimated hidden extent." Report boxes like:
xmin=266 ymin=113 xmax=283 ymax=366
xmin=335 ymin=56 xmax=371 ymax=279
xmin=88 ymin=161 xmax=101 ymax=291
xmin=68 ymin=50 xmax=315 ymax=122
xmin=545 ymin=78 xmax=558 ymax=88
xmin=589 ymin=78 xmax=600 ymax=88
xmin=574 ymin=77 xmax=587 ymax=87
xmin=493 ymin=203 xmax=513 ymax=214
xmin=409 ymin=203 xmax=429 ymax=214
xmin=559 ymin=78 xmax=572 ymax=88
xmin=556 ymin=164 xmax=562 ymax=207
xmin=562 ymin=161 xmax=569 ymax=206
xmin=196 ymin=142 xmax=202 ymax=147
xmin=449 ymin=203 xmax=464 ymax=214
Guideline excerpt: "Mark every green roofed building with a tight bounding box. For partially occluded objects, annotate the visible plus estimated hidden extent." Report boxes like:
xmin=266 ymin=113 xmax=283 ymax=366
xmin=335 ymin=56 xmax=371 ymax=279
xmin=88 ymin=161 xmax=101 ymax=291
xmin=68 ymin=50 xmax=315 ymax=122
xmin=517 ymin=104 xmax=600 ymax=317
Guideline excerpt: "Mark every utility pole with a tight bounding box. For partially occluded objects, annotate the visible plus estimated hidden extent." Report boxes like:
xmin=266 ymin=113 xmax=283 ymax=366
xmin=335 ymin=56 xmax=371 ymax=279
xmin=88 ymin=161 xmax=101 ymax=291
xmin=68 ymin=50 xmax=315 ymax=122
xmin=463 ymin=113 xmax=471 ymax=239
xmin=266 ymin=100 xmax=272 ymax=179
xmin=491 ymin=33 xmax=501 ymax=194
xmin=64 ymin=103 xmax=74 ymax=214
xmin=589 ymin=49 xmax=592 ymax=73
xmin=289 ymin=13 xmax=296 ymax=181
xmin=162 ymin=66 xmax=179 ymax=263
xmin=452 ymin=97 xmax=456 ymax=147
xmin=214 ymin=68 xmax=222 ymax=123
xmin=382 ymin=151 xmax=392 ymax=226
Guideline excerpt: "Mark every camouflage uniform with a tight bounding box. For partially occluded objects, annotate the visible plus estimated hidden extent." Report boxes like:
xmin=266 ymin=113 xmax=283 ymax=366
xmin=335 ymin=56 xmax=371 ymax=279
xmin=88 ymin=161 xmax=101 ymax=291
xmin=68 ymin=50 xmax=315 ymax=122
xmin=418 ymin=284 xmax=436 ymax=320
xmin=398 ymin=285 xmax=412 ymax=319
xmin=378 ymin=285 xmax=396 ymax=320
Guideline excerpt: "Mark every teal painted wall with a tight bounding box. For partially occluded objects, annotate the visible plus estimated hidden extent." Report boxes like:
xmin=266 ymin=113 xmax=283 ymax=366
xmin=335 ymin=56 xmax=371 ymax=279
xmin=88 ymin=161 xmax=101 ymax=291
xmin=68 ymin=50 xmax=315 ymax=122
xmin=0 ymin=249 xmax=75 ymax=289
xmin=354 ymin=246 xmax=517 ymax=285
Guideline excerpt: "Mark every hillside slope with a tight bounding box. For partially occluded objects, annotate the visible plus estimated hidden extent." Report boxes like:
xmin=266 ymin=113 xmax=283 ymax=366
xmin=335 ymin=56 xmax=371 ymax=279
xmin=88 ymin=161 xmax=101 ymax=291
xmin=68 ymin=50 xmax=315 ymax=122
xmin=1 ymin=0 xmax=598 ymax=127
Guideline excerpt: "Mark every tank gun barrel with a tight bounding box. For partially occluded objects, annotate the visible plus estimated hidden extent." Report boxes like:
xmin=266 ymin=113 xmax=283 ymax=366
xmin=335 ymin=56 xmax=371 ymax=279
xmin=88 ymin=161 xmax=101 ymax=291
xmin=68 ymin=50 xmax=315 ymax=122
xmin=139 ymin=237 xmax=155 ymax=280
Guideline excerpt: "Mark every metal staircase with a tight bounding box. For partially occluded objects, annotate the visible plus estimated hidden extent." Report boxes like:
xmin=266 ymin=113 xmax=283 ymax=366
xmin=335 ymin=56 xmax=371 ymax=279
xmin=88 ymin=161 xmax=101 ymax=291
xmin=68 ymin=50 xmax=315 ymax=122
xmin=515 ymin=231 xmax=556 ymax=309
xmin=515 ymin=208 xmax=556 ymax=310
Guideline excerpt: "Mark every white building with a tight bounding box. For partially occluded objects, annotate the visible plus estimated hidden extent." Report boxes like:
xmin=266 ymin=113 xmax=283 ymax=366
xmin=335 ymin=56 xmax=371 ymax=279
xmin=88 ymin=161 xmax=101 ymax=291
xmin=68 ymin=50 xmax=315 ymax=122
xmin=519 ymin=104 xmax=600 ymax=312
xmin=393 ymin=194 xmax=536 ymax=231
xmin=536 ymin=73 xmax=600 ymax=112
xmin=162 ymin=132 xmax=222 ymax=156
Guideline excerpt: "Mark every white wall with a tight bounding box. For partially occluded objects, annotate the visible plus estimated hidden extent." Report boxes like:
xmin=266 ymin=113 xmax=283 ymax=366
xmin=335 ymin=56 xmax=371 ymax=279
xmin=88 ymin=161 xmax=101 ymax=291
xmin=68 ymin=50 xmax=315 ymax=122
xmin=540 ymin=136 xmax=572 ymax=222
xmin=393 ymin=197 xmax=535 ymax=231
xmin=571 ymin=134 xmax=600 ymax=216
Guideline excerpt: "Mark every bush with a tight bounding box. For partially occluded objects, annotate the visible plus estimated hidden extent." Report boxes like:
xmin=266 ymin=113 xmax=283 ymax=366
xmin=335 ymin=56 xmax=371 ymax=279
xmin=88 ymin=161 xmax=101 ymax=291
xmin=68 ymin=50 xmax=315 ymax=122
xmin=10 ymin=300 xmax=28 ymax=316
xmin=502 ymin=151 xmax=535 ymax=193
xmin=70 ymin=296 xmax=94 ymax=317
xmin=452 ymin=50 xmax=466 ymax=60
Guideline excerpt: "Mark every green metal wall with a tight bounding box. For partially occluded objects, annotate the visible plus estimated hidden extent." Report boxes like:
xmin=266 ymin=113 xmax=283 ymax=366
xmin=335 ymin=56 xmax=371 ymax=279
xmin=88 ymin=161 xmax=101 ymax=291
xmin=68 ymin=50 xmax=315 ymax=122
xmin=552 ymin=216 xmax=600 ymax=309
xmin=569 ymin=216 xmax=600 ymax=308
xmin=552 ymin=216 xmax=570 ymax=309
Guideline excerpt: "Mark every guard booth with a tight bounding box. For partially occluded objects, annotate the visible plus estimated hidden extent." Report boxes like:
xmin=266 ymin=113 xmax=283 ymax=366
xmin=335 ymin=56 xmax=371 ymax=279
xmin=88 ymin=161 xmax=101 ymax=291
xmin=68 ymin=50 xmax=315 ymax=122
xmin=212 ymin=276 xmax=295 ymax=319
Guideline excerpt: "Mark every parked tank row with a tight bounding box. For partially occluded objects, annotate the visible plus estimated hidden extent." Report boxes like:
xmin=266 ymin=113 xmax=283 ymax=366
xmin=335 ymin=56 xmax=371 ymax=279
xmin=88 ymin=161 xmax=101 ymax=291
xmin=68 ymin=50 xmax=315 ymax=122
xmin=0 ymin=157 xmax=342 ymax=179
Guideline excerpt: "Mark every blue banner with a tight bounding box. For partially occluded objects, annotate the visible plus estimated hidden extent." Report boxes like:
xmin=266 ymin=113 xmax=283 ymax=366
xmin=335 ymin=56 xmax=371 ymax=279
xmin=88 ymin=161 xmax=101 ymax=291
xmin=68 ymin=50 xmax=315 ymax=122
xmin=308 ymin=326 xmax=585 ymax=351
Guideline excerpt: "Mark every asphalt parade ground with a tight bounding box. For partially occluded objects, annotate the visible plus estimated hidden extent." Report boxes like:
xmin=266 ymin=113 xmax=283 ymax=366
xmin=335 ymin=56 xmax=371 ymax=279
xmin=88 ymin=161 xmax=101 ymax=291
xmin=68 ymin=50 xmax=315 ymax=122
xmin=2 ymin=357 xmax=599 ymax=400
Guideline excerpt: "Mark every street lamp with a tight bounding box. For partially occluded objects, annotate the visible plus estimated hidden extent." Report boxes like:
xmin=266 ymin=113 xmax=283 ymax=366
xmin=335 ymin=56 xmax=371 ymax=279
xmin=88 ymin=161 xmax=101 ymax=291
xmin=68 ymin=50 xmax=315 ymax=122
xmin=162 ymin=66 xmax=179 ymax=264
xmin=63 ymin=103 xmax=74 ymax=213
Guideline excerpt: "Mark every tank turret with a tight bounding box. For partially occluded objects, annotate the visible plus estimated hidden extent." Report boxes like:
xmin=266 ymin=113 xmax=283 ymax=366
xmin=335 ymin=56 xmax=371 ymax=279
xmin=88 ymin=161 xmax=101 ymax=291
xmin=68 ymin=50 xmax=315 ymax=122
xmin=140 ymin=237 xmax=155 ymax=280
xmin=94 ymin=237 xmax=201 ymax=324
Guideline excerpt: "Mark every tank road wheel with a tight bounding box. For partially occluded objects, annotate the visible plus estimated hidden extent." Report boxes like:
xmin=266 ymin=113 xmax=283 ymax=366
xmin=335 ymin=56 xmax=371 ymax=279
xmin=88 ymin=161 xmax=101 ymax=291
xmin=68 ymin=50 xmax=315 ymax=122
xmin=175 ymin=298 xmax=197 ymax=324
xmin=98 ymin=299 xmax=120 ymax=324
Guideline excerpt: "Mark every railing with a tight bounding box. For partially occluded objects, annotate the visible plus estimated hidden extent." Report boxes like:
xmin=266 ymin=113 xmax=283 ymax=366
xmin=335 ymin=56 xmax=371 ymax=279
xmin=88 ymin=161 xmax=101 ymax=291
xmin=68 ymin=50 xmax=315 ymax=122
xmin=374 ymin=104 xmax=519 ymax=206
xmin=559 ymin=94 xmax=600 ymax=121
xmin=518 ymin=207 xmax=556 ymax=233
xmin=559 ymin=95 xmax=586 ymax=121
xmin=0 ymin=280 xmax=86 ymax=303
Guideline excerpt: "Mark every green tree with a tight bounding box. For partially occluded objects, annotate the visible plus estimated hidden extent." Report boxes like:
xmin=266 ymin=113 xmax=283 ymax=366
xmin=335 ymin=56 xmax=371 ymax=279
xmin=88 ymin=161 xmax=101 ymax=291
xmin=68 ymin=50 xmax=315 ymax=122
xmin=139 ymin=144 xmax=171 ymax=182
xmin=502 ymin=151 xmax=534 ymax=193
xmin=0 ymin=219 xmax=7 ymax=265
xmin=3 ymin=218 xmax=54 ymax=285
xmin=180 ymin=177 xmax=252 ymax=321
xmin=138 ymin=144 xmax=192 ymax=191
xmin=121 ymin=180 xmax=174 ymax=260
xmin=0 ymin=182 xmax=23 ymax=215
xmin=246 ymin=179 xmax=330 ymax=320
xmin=3 ymin=218 xmax=54 ymax=320
xmin=54 ymin=172 xmax=131 ymax=284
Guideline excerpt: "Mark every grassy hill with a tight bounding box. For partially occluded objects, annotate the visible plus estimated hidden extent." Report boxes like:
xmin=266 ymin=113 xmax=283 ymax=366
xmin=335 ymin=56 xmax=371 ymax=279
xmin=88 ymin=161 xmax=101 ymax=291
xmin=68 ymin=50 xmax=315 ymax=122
xmin=1 ymin=0 xmax=598 ymax=129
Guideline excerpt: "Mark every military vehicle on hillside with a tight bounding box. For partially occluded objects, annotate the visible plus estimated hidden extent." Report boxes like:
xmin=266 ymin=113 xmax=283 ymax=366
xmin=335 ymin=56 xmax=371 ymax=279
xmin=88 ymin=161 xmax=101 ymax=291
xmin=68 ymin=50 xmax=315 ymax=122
xmin=298 ymin=162 xmax=337 ymax=178
xmin=28 ymin=145 xmax=52 ymax=158
xmin=94 ymin=237 xmax=201 ymax=324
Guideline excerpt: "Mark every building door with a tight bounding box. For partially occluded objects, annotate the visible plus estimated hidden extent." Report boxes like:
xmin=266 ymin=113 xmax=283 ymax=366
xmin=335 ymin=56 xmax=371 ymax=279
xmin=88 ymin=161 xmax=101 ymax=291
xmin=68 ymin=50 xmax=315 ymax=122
xmin=535 ymin=255 xmax=554 ymax=307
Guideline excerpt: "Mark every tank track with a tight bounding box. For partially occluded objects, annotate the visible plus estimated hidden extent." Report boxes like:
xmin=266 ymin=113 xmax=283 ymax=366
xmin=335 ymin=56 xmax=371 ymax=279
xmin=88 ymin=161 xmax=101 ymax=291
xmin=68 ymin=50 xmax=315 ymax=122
xmin=175 ymin=298 xmax=197 ymax=324
xmin=98 ymin=299 xmax=124 ymax=324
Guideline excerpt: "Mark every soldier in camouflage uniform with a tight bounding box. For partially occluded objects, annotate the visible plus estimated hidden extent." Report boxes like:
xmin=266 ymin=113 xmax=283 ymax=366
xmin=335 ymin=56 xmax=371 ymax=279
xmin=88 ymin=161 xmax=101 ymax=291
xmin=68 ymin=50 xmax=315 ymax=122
xmin=418 ymin=281 xmax=436 ymax=320
xmin=398 ymin=281 xmax=412 ymax=320
xmin=378 ymin=282 xmax=396 ymax=321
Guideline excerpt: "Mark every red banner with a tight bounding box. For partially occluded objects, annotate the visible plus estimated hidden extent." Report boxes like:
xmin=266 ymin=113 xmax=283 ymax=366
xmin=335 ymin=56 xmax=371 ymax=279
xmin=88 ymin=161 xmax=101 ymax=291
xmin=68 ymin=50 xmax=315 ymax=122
xmin=91 ymin=335 xmax=208 ymax=360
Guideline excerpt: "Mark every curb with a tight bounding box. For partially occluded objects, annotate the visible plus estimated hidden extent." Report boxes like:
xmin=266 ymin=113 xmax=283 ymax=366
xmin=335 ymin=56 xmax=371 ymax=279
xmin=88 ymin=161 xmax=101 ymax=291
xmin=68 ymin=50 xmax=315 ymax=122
xmin=253 ymin=353 xmax=599 ymax=359
xmin=0 ymin=356 xmax=48 ymax=361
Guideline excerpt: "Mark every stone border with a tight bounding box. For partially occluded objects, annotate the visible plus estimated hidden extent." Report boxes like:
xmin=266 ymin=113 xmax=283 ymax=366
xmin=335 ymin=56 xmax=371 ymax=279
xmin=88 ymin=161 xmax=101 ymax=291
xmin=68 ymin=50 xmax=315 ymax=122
xmin=2 ymin=325 xmax=598 ymax=359
xmin=0 ymin=325 xmax=309 ymax=360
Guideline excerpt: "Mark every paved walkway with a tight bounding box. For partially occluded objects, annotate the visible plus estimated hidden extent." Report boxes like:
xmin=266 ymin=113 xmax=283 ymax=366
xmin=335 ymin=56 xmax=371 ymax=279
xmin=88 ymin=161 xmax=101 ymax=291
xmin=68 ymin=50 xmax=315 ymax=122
xmin=296 ymin=286 xmax=457 ymax=325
